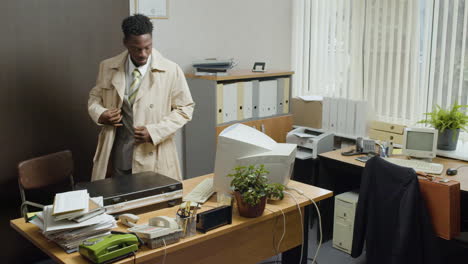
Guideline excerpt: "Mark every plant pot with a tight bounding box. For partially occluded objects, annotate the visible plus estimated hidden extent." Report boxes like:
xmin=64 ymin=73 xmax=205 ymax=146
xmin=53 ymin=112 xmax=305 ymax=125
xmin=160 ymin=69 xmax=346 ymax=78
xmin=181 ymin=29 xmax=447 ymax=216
xmin=234 ymin=191 xmax=267 ymax=218
xmin=437 ymin=128 xmax=460 ymax=151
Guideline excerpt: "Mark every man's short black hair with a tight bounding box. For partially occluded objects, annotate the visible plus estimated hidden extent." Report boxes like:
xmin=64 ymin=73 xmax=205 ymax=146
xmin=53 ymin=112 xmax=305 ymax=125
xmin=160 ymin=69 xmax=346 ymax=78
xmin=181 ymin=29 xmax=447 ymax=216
xmin=122 ymin=14 xmax=153 ymax=39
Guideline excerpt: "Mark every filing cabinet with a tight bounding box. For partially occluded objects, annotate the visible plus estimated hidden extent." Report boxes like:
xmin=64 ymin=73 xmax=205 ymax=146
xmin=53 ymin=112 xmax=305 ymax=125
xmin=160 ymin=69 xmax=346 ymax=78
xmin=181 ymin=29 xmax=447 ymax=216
xmin=333 ymin=191 xmax=359 ymax=254
xmin=184 ymin=70 xmax=293 ymax=178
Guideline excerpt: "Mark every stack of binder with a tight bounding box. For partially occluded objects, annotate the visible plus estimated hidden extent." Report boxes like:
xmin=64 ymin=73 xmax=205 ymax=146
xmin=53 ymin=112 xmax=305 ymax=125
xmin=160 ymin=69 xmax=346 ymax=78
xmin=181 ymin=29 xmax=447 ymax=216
xmin=192 ymin=58 xmax=235 ymax=76
xmin=29 ymin=190 xmax=116 ymax=253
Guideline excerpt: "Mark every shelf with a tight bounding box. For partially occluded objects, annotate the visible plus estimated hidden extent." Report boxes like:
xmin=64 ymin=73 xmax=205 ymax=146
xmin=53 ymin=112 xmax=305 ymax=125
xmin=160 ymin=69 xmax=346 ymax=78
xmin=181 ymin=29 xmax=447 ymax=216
xmin=186 ymin=69 xmax=294 ymax=81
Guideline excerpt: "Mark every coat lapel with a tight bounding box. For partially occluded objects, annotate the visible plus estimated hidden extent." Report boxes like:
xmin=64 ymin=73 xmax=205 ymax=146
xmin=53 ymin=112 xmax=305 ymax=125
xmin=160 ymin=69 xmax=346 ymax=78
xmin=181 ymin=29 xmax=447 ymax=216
xmin=133 ymin=49 xmax=167 ymax=105
xmin=109 ymin=51 xmax=128 ymax=106
xmin=133 ymin=70 xmax=154 ymax=105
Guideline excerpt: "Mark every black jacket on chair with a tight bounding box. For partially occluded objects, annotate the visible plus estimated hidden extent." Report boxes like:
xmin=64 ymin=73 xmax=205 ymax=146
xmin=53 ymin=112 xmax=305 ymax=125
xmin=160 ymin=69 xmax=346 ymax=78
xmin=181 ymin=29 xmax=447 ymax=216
xmin=351 ymin=156 xmax=440 ymax=264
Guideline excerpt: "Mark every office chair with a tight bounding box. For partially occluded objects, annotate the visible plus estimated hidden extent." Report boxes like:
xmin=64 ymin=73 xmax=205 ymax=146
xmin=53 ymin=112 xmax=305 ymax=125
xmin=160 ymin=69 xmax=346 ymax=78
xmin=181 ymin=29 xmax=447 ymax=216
xmin=18 ymin=150 xmax=75 ymax=222
xmin=351 ymin=156 xmax=440 ymax=264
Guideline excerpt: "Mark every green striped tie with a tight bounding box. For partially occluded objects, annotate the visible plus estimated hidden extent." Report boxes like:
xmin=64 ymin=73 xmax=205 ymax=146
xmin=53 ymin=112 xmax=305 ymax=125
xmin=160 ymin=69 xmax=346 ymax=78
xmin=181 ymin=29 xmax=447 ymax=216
xmin=129 ymin=69 xmax=141 ymax=104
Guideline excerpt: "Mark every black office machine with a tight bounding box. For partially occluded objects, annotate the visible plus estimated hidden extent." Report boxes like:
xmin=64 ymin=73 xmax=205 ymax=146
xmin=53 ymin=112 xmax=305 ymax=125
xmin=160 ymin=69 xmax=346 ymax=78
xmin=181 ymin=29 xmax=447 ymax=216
xmin=196 ymin=205 xmax=232 ymax=233
xmin=76 ymin=172 xmax=182 ymax=214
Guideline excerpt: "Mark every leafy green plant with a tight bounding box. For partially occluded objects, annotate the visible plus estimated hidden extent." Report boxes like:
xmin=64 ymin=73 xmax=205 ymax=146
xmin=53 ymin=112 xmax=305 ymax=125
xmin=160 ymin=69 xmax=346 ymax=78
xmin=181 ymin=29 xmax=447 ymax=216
xmin=418 ymin=102 xmax=468 ymax=133
xmin=228 ymin=164 xmax=285 ymax=207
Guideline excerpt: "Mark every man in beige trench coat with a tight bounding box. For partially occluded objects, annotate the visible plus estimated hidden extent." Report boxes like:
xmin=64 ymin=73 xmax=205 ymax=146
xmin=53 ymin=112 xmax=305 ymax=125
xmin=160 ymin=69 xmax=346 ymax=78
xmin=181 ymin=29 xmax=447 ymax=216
xmin=88 ymin=14 xmax=194 ymax=181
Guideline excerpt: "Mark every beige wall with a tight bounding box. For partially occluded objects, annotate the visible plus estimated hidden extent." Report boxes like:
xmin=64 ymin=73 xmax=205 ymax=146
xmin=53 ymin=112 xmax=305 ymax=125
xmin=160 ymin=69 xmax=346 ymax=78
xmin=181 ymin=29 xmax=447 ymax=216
xmin=131 ymin=0 xmax=293 ymax=176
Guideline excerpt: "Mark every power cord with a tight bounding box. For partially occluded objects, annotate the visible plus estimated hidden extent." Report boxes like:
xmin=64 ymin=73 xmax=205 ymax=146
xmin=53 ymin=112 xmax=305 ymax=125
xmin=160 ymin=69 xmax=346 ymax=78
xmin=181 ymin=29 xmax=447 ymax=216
xmin=162 ymin=238 xmax=167 ymax=264
xmin=265 ymin=206 xmax=286 ymax=262
xmin=283 ymin=191 xmax=303 ymax=264
xmin=286 ymin=186 xmax=323 ymax=264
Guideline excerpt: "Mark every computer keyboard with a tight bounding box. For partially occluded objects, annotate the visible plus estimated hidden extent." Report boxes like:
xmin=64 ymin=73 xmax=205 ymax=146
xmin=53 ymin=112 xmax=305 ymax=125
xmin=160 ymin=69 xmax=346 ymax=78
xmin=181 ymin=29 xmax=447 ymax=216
xmin=383 ymin=157 xmax=444 ymax=174
xmin=183 ymin=178 xmax=215 ymax=203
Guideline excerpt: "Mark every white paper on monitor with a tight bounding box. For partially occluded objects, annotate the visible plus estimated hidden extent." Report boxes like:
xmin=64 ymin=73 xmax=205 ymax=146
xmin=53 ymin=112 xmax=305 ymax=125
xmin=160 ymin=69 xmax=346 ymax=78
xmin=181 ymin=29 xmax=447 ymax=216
xmin=297 ymin=95 xmax=323 ymax=101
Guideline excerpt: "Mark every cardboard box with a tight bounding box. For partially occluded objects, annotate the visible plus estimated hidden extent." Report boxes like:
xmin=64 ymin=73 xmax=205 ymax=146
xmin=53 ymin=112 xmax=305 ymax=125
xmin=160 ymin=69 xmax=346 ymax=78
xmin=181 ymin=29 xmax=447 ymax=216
xmin=291 ymin=98 xmax=322 ymax=129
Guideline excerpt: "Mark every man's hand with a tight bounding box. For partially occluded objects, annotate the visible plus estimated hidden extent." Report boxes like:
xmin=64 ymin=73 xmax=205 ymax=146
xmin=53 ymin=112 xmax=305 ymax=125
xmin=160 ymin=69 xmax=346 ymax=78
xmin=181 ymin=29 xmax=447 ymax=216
xmin=134 ymin=126 xmax=153 ymax=144
xmin=98 ymin=109 xmax=123 ymax=126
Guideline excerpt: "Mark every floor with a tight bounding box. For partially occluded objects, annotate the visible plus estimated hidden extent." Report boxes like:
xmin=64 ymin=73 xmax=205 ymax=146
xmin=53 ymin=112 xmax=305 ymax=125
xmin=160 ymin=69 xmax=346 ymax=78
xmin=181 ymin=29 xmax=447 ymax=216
xmin=258 ymin=219 xmax=366 ymax=264
xmin=258 ymin=219 xmax=468 ymax=264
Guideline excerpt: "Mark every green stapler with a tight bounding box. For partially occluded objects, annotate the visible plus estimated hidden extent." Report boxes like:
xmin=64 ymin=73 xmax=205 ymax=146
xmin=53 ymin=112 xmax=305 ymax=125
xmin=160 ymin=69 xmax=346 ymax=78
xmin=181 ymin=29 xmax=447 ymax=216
xmin=79 ymin=233 xmax=139 ymax=264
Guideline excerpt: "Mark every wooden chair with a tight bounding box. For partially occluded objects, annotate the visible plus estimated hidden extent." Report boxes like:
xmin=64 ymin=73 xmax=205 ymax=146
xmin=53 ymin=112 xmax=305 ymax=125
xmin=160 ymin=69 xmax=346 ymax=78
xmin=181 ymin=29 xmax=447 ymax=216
xmin=18 ymin=150 xmax=75 ymax=221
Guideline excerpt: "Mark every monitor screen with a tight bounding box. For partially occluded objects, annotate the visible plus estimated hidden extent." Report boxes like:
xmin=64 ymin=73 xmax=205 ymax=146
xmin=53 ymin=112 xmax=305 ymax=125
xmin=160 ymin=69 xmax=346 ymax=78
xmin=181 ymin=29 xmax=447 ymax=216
xmin=406 ymin=131 xmax=435 ymax=151
xmin=402 ymin=127 xmax=438 ymax=159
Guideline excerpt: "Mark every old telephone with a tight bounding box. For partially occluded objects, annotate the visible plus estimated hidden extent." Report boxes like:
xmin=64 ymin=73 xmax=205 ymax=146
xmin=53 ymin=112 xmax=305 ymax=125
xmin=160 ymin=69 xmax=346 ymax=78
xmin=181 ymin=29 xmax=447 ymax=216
xmin=128 ymin=216 xmax=181 ymax=240
xmin=79 ymin=233 xmax=140 ymax=264
xmin=341 ymin=137 xmax=376 ymax=156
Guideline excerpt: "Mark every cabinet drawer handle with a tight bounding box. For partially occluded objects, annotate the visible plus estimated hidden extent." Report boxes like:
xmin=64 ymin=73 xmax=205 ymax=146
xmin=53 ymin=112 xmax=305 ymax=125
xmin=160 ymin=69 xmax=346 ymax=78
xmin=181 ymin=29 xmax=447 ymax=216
xmin=261 ymin=124 xmax=265 ymax=133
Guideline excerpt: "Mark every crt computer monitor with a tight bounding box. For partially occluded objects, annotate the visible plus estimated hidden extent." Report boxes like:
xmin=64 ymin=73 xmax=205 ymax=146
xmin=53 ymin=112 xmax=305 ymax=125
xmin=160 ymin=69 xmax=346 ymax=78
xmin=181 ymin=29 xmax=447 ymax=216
xmin=214 ymin=123 xmax=297 ymax=196
xmin=402 ymin=127 xmax=438 ymax=159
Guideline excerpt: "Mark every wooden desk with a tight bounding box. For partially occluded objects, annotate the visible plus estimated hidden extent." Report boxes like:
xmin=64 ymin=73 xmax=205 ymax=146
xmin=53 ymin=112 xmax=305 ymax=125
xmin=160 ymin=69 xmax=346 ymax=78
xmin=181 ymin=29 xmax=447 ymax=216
xmin=11 ymin=174 xmax=332 ymax=264
xmin=316 ymin=149 xmax=466 ymax=241
xmin=320 ymin=148 xmax=468 ymax=191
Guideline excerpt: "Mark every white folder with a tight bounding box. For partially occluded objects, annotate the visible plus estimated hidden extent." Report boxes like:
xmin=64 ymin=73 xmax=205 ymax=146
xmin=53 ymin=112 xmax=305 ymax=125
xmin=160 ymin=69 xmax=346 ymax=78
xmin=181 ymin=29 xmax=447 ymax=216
xmin=337 ymin=98 xmax=347 ymax=135
xmin=345 ymin=99 xmax=356 ymax=136
xmin=258 ymin=80 xmax=277 ymax=117
xmin=329 ymin=97 xmax=338 ymax=133
xmin=354 ymin=100 xmax=368 ymax=137
xmin=322 ymin=97 xmax=330 ymax=131
xmin=243 ymin=82 xmax=253 ymax=119
xmin=223 ymin=83 xmax=237 ymax=123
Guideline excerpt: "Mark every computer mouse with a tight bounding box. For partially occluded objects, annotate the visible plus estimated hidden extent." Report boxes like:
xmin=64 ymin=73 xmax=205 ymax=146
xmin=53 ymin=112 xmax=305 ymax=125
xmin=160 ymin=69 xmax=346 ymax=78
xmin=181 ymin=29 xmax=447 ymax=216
xmin=446 ymin=168 xmax=458 ymax=176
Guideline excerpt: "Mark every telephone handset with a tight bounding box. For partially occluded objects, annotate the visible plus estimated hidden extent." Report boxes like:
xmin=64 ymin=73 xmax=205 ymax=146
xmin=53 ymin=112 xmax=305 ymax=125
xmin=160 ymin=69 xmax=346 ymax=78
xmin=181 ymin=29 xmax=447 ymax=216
xmin=341 ymin=137 xmax=376 ymax=156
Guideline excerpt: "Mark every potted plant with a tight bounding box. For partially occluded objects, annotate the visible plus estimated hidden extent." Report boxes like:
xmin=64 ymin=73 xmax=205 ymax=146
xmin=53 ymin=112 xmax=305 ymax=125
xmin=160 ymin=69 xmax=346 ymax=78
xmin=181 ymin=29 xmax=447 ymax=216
xmin=418 ymin=102 xmax=468 ymax=150
xmin=228 ymin=164 xmax=285 ymax=218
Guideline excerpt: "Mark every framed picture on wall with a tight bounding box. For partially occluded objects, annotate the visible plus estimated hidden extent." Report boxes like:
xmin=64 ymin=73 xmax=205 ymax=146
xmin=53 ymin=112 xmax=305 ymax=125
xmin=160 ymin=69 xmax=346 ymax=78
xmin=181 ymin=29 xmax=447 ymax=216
xmin=135 ymin=0 xmax=168 ymax=19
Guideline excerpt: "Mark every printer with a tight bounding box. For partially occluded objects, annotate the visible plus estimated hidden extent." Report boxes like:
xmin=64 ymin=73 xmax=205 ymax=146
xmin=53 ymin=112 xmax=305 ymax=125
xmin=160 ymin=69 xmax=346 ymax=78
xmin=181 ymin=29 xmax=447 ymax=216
xmin=286 ymin=127 xmax=334 ymax=159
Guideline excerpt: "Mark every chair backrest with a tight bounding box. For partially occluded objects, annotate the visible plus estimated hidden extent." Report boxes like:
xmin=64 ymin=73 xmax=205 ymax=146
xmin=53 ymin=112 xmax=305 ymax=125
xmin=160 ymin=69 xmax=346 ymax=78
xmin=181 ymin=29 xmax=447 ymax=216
xmin=17 ymin=150 xmax=75 ymax=219
xmin=18 ymin=150 xmax=74 ymax=190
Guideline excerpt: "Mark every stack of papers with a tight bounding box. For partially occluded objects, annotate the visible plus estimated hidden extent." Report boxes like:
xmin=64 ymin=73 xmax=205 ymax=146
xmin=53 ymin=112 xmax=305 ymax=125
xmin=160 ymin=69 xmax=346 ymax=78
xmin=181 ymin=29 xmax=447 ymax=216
xmin=52 ymin=190 xmax=106 ymax=222
xmin=29 ymin=192 xmax=116 ymax=253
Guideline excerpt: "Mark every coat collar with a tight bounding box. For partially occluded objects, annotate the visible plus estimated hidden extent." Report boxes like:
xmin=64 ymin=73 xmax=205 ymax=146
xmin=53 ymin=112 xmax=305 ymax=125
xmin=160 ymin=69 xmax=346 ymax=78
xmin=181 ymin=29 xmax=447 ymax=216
xmin=109 ymin=49 xmax=168 ymax=72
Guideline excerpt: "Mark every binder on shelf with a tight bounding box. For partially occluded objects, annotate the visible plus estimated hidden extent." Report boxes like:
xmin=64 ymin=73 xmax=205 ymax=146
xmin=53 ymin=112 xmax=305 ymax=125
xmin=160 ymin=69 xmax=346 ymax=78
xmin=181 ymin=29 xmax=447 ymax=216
xmin=283 ymin=78 xmax=290 ymax=114
xmin=223 ymin=83 xmax=237 ymax=123
xmin=345 ymin=100 xmax=356 ymax=136
xmin=252 ymin=80 xmax=260 ymax=118
xmin=277 ymin=79 xmax=284 ymax=115
xmin=322 ymin=97 xmax=330 ymax=131
xmin=277 ymin=78 xmax=290 ymax=114
xmin=216 ymin=84 xmax=224 ymax=124
xmin=237 ymin=83 xmax=244 ymax=121
xmin=258 ymin=80 xmax=277 ymax=118
xmin=242 ymin=82 xmax=253 ymax=119
xmin=329 ymin=98 xmax=338 ymax=133
xmin=337 ymin=98 xmax=347 ymax=134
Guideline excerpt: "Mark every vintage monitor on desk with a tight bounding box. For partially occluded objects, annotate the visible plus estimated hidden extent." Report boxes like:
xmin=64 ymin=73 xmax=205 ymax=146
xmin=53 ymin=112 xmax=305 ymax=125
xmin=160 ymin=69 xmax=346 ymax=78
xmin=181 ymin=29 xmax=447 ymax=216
xmin=214 ymin=123 xmax=296 ymax=198
xmin=384 ymin=127 xmax=444 ymax=174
